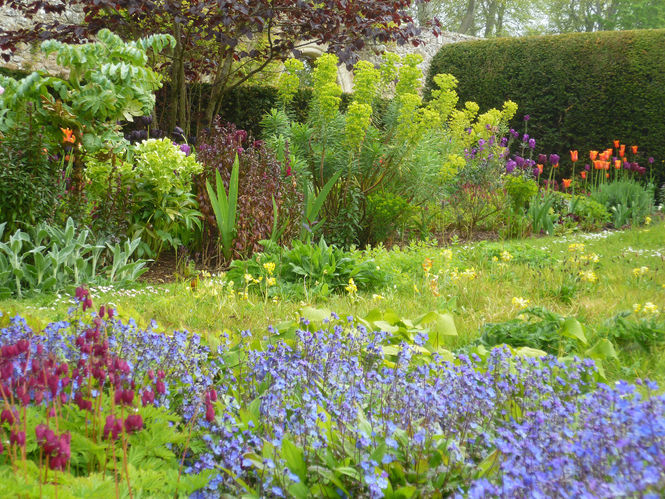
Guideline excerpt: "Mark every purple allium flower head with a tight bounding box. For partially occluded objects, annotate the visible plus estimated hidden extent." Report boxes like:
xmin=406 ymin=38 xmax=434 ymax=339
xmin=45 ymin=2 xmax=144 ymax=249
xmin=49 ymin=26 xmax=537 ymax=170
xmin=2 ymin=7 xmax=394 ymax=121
xmin=523 ymin=114 xmax=530 ymax=121
xmin=648 ymin=157 xmax=655 ymax=164
xmin=506 ymin=160 xmax=517 ymax=173
xmin=538 ymin=154 xmax=548 ymax=164
xmin=533 ymin=167 xmax=541 ymax=177
xmin=179 ymin=144 xmax=191 ymax=156
xmin=514 ymin=156 xmax=525 ymax=168
xmin=549 ymin=154 xmax=560 ymax=165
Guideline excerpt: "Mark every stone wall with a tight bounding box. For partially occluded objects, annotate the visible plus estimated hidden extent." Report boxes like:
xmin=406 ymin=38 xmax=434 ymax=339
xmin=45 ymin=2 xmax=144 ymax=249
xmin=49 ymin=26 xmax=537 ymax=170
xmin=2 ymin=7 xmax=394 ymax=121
xmin=0 ymin=3 xmax=83 ymax=76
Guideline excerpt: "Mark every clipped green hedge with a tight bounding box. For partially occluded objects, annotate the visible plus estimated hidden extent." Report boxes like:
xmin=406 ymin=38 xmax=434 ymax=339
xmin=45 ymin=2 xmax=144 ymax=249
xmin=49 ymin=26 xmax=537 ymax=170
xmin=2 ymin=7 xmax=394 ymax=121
xmin=426 ymin=29 xmax=665 ymax=184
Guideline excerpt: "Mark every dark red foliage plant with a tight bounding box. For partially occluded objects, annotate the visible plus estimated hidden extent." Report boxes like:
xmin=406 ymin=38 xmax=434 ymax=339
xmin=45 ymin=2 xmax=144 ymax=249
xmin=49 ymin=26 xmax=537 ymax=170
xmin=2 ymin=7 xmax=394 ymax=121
xmin=195 ymin=120 xmax=303 ymax=264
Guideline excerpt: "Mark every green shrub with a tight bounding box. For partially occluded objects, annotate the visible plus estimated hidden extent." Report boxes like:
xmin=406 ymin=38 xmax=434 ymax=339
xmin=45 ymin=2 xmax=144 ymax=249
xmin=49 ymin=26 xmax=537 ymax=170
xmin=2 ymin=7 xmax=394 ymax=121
xmin=87 ymin=138 xmax=203 ymax=258
xmin=227 ymin=238 xmax=388 ymax=299
xmin=591 ymin=180 xmax=653 ymax=227
xmin=365 ymin=191 xmax=413 ymax=244
xmin=426 ymin=30 xmax=665 ymax=185
xmin=550 ymin=191 xmax=611 ymax=230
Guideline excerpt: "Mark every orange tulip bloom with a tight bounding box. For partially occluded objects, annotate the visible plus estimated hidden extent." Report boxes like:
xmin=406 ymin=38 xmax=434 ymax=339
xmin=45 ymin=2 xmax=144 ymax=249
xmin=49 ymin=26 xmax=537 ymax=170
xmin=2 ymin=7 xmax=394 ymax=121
xmin=562 ymin=178 xmax=572 ymax=189
xmin=61 ymin=128 xmax=76 ymax=144
xmin=590 ymin=150 xmax=598 ymax=161
xmin=552 ymin=163 xmax=559 ymax=169
xmin=613 ymin=140 xmax=620 ymax=148
xmin=631 ymin=145 xmax=638 ymax=154
xmin=570 ymin=150 xmax=578 ymax=162
xmin=604 ymin=161 xmax=610 ymax=170
xmin=593 ymin=160 xmax=601 ymax=169
xmin=614 ymin=159 xmax=622 ymax=169
xmin=620 ymin=144 xmax=626 ymax=157
xmin=581 ymin=171 xmax=587 ymax=180
xmin=537 ymin=163 xmax=544 ymax=174
xmin=606 ymin=173 xmax=610 ymax=179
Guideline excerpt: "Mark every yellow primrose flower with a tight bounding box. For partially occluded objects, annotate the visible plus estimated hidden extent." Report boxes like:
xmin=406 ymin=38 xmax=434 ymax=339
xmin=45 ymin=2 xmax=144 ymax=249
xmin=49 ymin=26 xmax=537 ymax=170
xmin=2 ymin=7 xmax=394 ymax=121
xmin=643 ymin=302 xmax=659 ymax=315
xmin=266 ymin=277 xmax=277 ymax=287
xmin=512 ymin=297 xmax=530 ymax=310
xmin=413 ymin=284 xmax=420 ymax=294
xmin=632 ymin=266 xmax=649 ymax=277
xmin=492 ymin=256 xmax=498 ymax=262
xmin=263 ymin=262 xmax=276 ymax=275
xmin=633 ymin=303 xmax=642 ymax=313
xmin=372 ymin=294 xmax=385 ymax=301
xmin=645 ymin=216 xmax=652 ymax=225
xmin=500 ymin=250 xmax=512 ymax=262
xmin=244 ymin=273 xmax=253 ymax=283
xmin=579 ymin=270 xmax=597 ymax=283
xmin=345 ymin=278 xmax=358 ymax=295
xmin=441 ymin=249 xmax=453 ymax=261
xmin=568 ymin=243 xmax=585 ymax=253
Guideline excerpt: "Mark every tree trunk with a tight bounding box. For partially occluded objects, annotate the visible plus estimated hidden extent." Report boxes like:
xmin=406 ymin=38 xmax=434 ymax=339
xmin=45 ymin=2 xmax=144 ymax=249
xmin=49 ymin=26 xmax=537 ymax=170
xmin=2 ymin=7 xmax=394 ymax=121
xmin=204 ymin=52 xmax=234 ymax=129
xmin=496 ymin=3 xmax=505 ymax=35
xmin=166 ymin=22 xmax=185 ymax=135
xmin=484 ymin=0 xmax=498 ymax=37
xmin=459 ymin=0 xmax=477 ymax=35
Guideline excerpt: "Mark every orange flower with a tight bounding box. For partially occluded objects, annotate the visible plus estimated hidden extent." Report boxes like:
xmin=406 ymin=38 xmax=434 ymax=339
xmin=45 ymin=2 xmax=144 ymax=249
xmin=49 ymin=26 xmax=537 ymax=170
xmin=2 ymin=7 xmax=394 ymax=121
xmin=61 ymin=128 xmax=75 ymax=144
xmin=593 ymin=160 xmax=601 ymax=169
xmin=590 ymin=150 xmax=598 ymax=161
xmin=604 ymin=161 xmax=610 ymax=170
xmin=562 ymin=178 xmax=572 ymax=189
xmin=552 ymin=162 xmax=559 ymax=169
xmin=631 ymin=145 xmax=638 ymax=154
xmin=613 ymin=140 xmax=620 ymax=148
xmin=580 ymin=171 xmax=587 ymax=180
xmin=570 ymin=150 xmax=578 ymax=162
xmin=65 ymin=154 xmax=70 ymax=162
xmin=614 ymin=159 xmax=622 ymax=169
xmin=537 ymin=164 xmax=543 ymax=174
xmin=606 ymin=173 xmax=610 ymax=179
xmin=422 ymin=258 xmax=433 ymax=273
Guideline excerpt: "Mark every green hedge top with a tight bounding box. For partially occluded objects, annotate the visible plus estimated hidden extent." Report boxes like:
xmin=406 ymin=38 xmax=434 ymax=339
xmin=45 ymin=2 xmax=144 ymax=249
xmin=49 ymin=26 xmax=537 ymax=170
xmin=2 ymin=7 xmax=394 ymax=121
xmin=425 ymin=29 xmax=665 ymax=184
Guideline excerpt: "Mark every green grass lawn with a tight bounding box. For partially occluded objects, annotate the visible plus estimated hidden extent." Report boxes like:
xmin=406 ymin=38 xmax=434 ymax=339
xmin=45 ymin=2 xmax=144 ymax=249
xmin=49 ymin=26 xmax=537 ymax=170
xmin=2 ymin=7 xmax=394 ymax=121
xmin=3 ymin=220 xmax=664 ymax=384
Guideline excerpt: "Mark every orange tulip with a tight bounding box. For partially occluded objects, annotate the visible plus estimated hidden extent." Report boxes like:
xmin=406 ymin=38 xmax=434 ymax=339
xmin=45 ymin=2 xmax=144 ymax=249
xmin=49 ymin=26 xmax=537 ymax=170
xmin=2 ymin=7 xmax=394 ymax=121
xmin=604 ymin=161 xmax=610 ymax=170
xmin=620 ymin=144 xmax=626 ymax=157
xmin=614 ymin=159 xmax=622 ymax=169
xmin=606 ymin=173 xmax=610 ymax=179
xmin=590 ymin=150 xmax=598 ymax=161
xmin=631 ymin=145 xmax=638 ymax=154
xmin=593 ymin=160 xmax=601 ymax=170
xmin=562 ymin=178 xmax=572 ymax=189
xmin=570 ymin=150 xmax=578 ymax=162
xmin=552 ymin=163 xmax=559 ymax=169
xmin=613 ymin=140 xmax=620 ymax=148
xmin=581 ymin=171 xmax=587 ymax=179
xmin=537 ymin=163 xmax=544 ymax=174
xmin=61 ymin=128 xmax=75 ymax=144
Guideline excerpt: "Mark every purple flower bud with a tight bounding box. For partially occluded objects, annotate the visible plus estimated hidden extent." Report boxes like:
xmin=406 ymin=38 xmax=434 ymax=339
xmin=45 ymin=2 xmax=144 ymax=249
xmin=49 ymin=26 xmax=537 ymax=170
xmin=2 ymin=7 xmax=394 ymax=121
xmin=648 ymin=157 xmax=655 ymax=164
xmin=515 ymin=156 xmax=525 ymax=168
xmin=585 ymin=163 xmax=590 ymax=171
xmin=506 ymin=160 xmax=516 ymax=173
xmin=523 ymin=114 xmax=530 ymax=121
xmin=529 ymin=138 xmax=536 ymax=149
xmin=549 ymin=154 xmax=560 ymax=165
xmin=538 ymin=154 xmax=548 ymax=164
xmin=522 ymin=134 xmax=529 ymax=142
xmin=179 ymin=143 xmax=191 ymax=156
xmin=533 ymin=167 xmax=540 ymax=177
xmin=500 ymin=137 xmax=508 ymax=147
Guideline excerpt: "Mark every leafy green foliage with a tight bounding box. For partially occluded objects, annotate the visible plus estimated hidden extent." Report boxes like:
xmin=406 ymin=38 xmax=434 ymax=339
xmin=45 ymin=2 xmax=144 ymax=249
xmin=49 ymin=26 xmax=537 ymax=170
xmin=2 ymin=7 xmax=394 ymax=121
xmin=426 ymin=29 xmax=665 ymax=186
xmin=591 ymin=180 xmax=654 ymax=228
xmin=87 ymin=138 xmax=203 ymax=258
xmin=0 ymin=219 xmax=146 ymax=298
xmin=207 ymin=155 xmax=240 ymax=262
xmin=0 ymin=104 xmax=60 ymax=234
xmin=228 ymin=238 xmax=388 ymax=299
xmin=0 ymin=29 xmax=174 ymax=156
xmin=603 ymin=312 xmax=665 ymax=352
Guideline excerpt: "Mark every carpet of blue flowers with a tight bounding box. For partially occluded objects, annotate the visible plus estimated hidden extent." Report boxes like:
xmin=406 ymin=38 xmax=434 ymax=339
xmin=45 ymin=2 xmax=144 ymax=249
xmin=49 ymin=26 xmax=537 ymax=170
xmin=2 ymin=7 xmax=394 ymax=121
xmin=0 ymin=292 xmax=664 ymax=497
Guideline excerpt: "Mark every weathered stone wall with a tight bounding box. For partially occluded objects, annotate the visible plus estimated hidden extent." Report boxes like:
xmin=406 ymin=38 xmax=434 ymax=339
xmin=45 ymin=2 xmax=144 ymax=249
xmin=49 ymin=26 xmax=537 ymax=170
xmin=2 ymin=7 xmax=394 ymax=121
xmin=0 ymin=3 xmax=83 ymax=76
